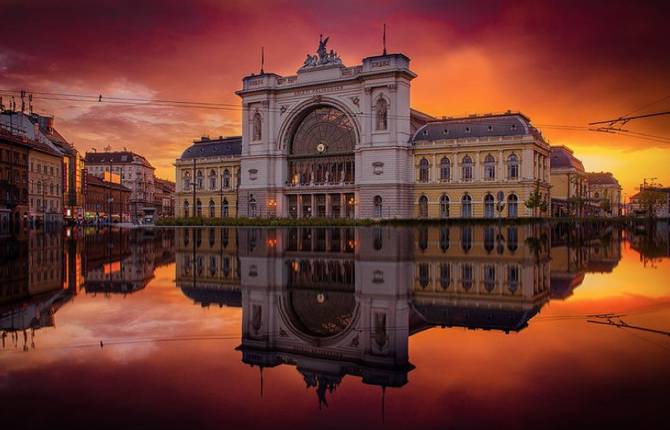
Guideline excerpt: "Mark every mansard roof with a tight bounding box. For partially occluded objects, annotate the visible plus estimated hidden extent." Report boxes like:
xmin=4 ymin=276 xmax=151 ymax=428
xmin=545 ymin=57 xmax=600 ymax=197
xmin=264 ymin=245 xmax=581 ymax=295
xmin=412 ymin=112 xmax=535 ymax=143
xmin=179 ymin=136 xmax=242 ymax=160
xmin=85 ymin=151 xmax=154 ymax=169
xmin=550 ymin=145 xmax=585 ymax=171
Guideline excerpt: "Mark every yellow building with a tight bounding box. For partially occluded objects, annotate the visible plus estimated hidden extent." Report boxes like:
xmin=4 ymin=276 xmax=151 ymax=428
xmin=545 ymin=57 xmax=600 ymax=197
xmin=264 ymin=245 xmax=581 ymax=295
xmin=27 ymin=139 xmax=64 ymax=225
xmin=586 ymin=172 xmax=622 ymax=217
xmin=175 ymin=136 xmax=241 ymax=218
xmin=549 ymin=145 xmax=588 ymax=217
xmin=412 ymin=113 xmax=551 ymax=218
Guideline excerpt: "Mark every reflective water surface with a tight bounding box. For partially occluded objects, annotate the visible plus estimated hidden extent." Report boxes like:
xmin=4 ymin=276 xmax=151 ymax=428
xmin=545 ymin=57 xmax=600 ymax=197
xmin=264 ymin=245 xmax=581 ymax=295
xmin=1 ymin=223 xmax=669 ymax=429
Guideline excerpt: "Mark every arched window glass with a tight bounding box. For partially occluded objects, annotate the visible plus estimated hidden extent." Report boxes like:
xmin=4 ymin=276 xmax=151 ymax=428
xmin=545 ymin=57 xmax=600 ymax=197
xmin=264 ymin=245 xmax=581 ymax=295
xmin=419 ymin=195 xmax=428 ymax=218
xmin=183 ymin=200 xmax=189 ymax=217
xmin=439 ymin=226 xmax=449 ymax=252
xmin=196 ymin=170 xmax=203 ymax=190
xmin=419 ymin=263 xmax=430 ymax=289
xmin=223 ymin=169 xmax=230 ymax=189
xmin=209 ymin=170 xmax=217 ymax=190
xmin=484 ymin=193 xmax=495 ymax=218
xmin=209 ymin=200 xmax=215 ymax=218
xmin=375 ymin=98 xmax=388 ymax=131
xmin=461 ymin=194 xmax=472 ymax=218
xmin=252 ymin=112 xmax=262 ymax=141
xmin=222 ymin=198 xmax=229 ymax=217
xmin=440 ymin=194 xmax=450 ymax=218
xmin=484 ymin=264 xmax=496 ymax=292
xmin=507 ymin=227 xmax=519 ymax=252
xmin=440 ymin=157 xmax=450 ymax=182
xmin=183 ymin=171 xmax=191 ymax=190
xmin=440 ymin=263 xmax=451 ymax=289
xmin=484 ymin=154 xmax=496 ymax=180
xmin=461 ymin=226 xmax=472 ymax=252
xmin=462 ymin=156 xmax=473 ymax=182
xmin=508 ymin=265 xmax=520 ymax=293
xmin=373 ymin=195 xmax=383 ymax=218
xmin=419 ymin=158 xmax=430 ymax=183
xmin=508 ymin=154 xmax=519 ymax=180
xmin=196 ymin=199 xmax=202 ymax=217
xmin=508 ymin=194 xmax=518 ymax=218
xmin=461 ymin=263 xmax=473 ymax=290
xmin=484 ymin=226 xmax=495 ymax=253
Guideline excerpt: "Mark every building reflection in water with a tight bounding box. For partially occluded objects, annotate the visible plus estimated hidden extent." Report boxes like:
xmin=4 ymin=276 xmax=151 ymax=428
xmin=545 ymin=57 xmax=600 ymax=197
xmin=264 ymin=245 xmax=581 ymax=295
xmin=0 ymin=227 xmax=175 ymax=350
xmin=173 ymin=222 xmax=633 ymax=407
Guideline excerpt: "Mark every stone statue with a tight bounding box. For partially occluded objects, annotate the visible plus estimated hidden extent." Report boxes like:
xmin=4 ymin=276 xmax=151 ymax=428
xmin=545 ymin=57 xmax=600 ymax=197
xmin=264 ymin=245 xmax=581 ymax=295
xmin=300 ymin=34 xmax=342 ymax=69
xmin=317 ymin=34 xmax=329 ymax=62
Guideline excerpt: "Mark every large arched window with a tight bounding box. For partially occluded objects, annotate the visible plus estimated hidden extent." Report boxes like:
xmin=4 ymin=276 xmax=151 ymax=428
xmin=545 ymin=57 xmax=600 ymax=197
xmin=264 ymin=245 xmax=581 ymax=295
xmin=419 ymin=195 xmax=428 ymax=218
xmin=209 ymin=200 xmax=215 ymax=218
xmin=440 ymin=194 xmax=450 ymax=218
xmin=252 ymin=112 xmax=262 ymax=141
xmin=508 ymin=194 xmax=519 ymax=218
xmin=440 ymin=157 xmax=450 ymax=182
xmin=419 ymin=158 xmax=430 ymax=183
xmin=484 ymin=154 xmax=496 ymax=180
xmin=183 ymin=200 xmax=190 ymax=217
xmin=373 ymin=195 xmax=383 ymax=218
xmin=196 ymin=170 xmax=203 ymax=190
xmin=183 ymin=171 xmax=191 ymax=190
xmin=508 ymin=154 xmax=519 ymax=180
xmin=375 ymin=98 xmax=388 ymax=131
xmin=223 ymin=169 xmax=231 ymax=189
xmin=461 ymin=194 xmax=472 ymax=218
xmin=484 ymin=193 xmax=495 ymax=218
xmin=209 ymin=170 xmax=217 ymax=190
xmin=462 ymin=156 xmax=473 ymax=182
xmin=221 ymin=199 xmax=229 ymax=217
xmin=289 ymin=106 xmax=356 ymax=155
xmin=196 ymin=199 xmax=202 ymax=217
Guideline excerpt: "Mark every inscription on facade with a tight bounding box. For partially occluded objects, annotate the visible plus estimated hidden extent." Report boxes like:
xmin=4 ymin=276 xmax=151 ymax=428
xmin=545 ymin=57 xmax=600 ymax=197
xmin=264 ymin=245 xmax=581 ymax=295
xmin=248 ymin=79 xmax=264 ymax=87
xmin=293 ymin=85 xmax=343 ymax=96
xmin=371 ymin=60 xmax=390 ymax=68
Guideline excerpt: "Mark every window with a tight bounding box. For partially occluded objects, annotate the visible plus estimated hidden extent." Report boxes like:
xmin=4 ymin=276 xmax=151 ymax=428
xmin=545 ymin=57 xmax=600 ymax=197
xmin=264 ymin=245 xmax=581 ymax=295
xmin=484 ymin=154 xmax=495 ymax=180
xmin=196 ymin=170 xmax=203 ymax=190
xmin=440 ymin=194 xmax=450 ymax=218
xmin=375 ymin=97 xmax=388 ymax=131
xmin=461 ymin=194 xmax=472 ymax=218
xmin=461 ymin=264 xmax=473 ymax=290
xmin=222 ymin=198 xmax=229 ymax=217
xmin=223 ymin=169 xmax=231 ymax=189
xmin=440 ymin=263 xmax=451 ymax=289
xmin=508 ymin=194 xmax=518 ymax=218
xmin=507 ymin=227 xmax=518 ymax=252
xmin=252 ymin=112 xmax=262 ymax=141
xmin=373 ymin=195 xmax=383 ymax=218
xmin=249 ymin=196 xmax=257 ymax=217
xmin=440 ymin=157 xmax=450 ymax=182
xmin=209 ymin=200 xmax=215 ymax=218
xmin=484 ymin=193 xmax=495 ymax=218
xmin=439 ymin=226 xmax=449 ymax=252
xmin=461 ymin=226 xmax=472 ymax=252
xmin=419 ymin=158 xmax=430 ymax=182
xmin=196 ymin=199 xmax=202 ymax=217
xmin=508 ymin=265 xmax=520 ymax=293
xmin=418 ymin=263 xmax=430 ymax=289
xmin=484 ymin=226 xmax=495 ymax=252
xmin=462 ymin=156 xmax=473 ymax=181
xmin=508 ymin=154 xmax=519 ymax=179
xmin=183 ymin=200 xmax=189 ymax=217
xmin=209 ymin=170 xmax=217 ymax=190
xmin=484 ymin=265 xmax=496 ymax=292
xmin=419 ymin=195 xmax=428 ymax=218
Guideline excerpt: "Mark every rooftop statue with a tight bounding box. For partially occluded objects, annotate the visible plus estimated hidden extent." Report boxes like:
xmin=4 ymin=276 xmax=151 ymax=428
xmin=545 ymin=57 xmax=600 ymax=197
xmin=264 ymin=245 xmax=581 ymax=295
xmin=301 ymin=34 xmax=342 ymax=69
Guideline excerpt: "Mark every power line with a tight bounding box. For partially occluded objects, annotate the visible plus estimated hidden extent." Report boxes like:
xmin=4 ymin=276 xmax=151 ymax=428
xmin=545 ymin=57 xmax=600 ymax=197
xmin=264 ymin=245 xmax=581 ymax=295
xmin=589 ymin=111 xmax=670 ymax=126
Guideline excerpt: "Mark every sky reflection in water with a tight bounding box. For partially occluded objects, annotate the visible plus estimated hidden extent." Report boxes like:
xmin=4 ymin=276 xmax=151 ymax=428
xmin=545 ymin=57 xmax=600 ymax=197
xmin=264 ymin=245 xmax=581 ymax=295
xmin=1 ymin=223 xmax=669 ymax=429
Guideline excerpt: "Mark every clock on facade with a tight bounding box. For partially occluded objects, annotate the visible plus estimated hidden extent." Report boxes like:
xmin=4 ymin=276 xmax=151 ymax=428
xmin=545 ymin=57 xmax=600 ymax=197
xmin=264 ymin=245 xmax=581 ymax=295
xmin=316 ymin=143 xmax=326 ymax=153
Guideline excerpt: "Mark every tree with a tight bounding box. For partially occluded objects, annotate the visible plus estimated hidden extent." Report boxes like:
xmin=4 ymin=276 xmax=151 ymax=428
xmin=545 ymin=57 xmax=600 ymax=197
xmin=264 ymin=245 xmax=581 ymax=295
xmin=525 ymin=180 xmax=548 ymax=216
xmin=637 ymin=188 xmax=666 ymax=218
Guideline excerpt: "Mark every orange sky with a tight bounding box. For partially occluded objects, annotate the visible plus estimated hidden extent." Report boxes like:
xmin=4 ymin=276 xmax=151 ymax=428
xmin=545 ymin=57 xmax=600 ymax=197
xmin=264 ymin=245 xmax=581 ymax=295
xmin=1 ymin=0 xmax=669 ymax=197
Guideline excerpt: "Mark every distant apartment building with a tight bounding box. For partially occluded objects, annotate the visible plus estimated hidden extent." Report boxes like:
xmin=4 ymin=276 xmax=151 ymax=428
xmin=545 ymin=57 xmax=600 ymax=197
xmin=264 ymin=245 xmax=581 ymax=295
xmin=0 ymin=128 xmax=29 ymax=227
xmin=26 ymin=137 xmax=64 ymax=225
xmin=83 ymin=173 xmax=131 ymax=222
xmin=586 ymin=172 xmax=622 ymax=217
xmin=84 ymin=151 xmax=156 ymax=221
xmin=154 ymin=177 xmax=175 ymax=218
xmin=175 ymin=136 xmax=241 ymax=218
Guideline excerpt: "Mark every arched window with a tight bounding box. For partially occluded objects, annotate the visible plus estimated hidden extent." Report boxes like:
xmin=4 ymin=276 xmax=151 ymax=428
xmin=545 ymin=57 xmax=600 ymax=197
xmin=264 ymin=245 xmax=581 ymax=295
xmin=462 ymin=156 xmax=473 ymax=181
xmin=183 ymin=171 xmax=191 ymax=190
xmin=196 ymin=199 xmax=202 ymax=217
xmin=484 ymin=226 xmax=495 ymax=253
xmin=418 ymin=263 xmax=430 ymax=289
xmin=507 ymin=227 xmax=519 ymax=252
xmin=461 ymin=263 xmax=473 ymax=291
xmin=222 ymin=198 xmax=229 ymax=217
xmin=418 ymin=226 xmax=428 ymax=251
xmin=484 ymin=154 xmax=496 ymax=180
xmin=440 ymin=157 xmax=450 ymax=182
xmin=508 ymin=194 xmax=518 ymax=218
xmin=461 ymin=226 xmax=472 ymax=252
xmin=209 ymin=200 xmax=215 ymax=218
xmin=419 ymin=158 xmax=430 ymax=183
xmin=508 ymin=265 xmax=520 ymax=293
xmin=440 ymin=194 xmax=450 ymax=218
xmin=196 ymin=170 xmax=203 ymax=190
xmin=373 ymin=195 xmax=383 ymax=218
xmin=249 ymin=196 xmax=257 ymax=218
xmin=508 ymin=154 xmax=519 ymax=180
xmin=484 ymin=265 xmax=496 ymax=292
xmin=461 ymin=194 xmax=472 ymax=218
xmin=440 ymin=263 xmax=451 ymax=289
xmin=373 ymin=227 xmax=383 ymax=250
xmin=484 ymin=193 xmax=495 ymax=218
xmin=419 ymin=195 xmax=428 ymax=218
xmin=209 ymin=170 xmax=217 ymax=190
xmin=183 ymin=200 xmax=189 ymax=217
xmin=37 ymin=181 xmax=42 ymax=193
xmin=375 ymin=97 xmax=388 ymax=131
xmin=439 ymin=226 xmax=449 ymax=252
xmin=252 ymin=112 xmax=262 ymax=141
xmin=223 ymin=169 xmax=230 ymax=189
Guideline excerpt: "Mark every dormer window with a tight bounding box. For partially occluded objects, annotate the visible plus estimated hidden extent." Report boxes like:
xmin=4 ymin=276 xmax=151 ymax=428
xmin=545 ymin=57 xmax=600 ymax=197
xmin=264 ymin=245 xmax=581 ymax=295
xmin=465 ymin=127 xmax=471 ymax=133
xmin=488 ymin=125 xmax=493 ymax=131
xmin=511 ymin=124 xmax=517 ymax=131
xmin=443 ymin=129 xmax=449 ymax=135
xmin=423 ymin=129 xmax=428 ymax=136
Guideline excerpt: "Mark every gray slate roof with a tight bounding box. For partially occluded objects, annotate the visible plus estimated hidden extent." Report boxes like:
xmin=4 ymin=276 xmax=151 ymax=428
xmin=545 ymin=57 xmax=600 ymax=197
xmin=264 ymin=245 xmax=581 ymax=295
xmin=550 ymin=146 xmax=584 ymax=171
xmin=412 ymin=113 xmax=533 ymax=142
xmin=180 ymin=136 xmax=242 ymax=160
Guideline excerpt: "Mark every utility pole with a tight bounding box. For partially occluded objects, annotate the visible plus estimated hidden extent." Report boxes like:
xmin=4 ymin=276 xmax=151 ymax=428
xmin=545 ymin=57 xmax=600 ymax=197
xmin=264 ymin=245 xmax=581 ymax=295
xmin=192 ymin=158 xmax=197 ymax=217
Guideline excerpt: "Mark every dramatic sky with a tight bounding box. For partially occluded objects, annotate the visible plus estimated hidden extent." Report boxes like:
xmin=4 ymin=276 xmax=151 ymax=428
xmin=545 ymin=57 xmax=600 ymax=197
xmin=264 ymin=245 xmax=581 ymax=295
xmin=1 ymin=0 xmax=669 ymax=196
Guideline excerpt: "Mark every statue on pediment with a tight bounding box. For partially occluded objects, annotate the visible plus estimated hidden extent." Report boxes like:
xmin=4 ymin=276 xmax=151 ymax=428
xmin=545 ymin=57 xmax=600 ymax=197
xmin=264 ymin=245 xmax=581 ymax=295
xmin=300 ymin=34 xmax=342 ymax=69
